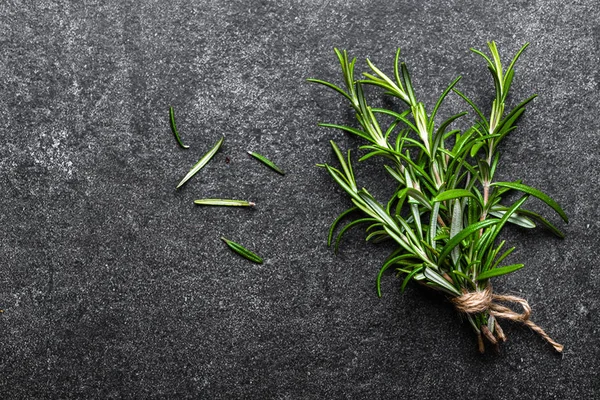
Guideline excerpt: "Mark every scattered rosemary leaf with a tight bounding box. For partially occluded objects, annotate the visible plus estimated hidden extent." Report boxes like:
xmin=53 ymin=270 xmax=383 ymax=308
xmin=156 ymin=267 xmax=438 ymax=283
xmin=194 ymin=199 xmax=255 ymax=207
xmin=221 ymin=237 xmax=263 ymax=264
xmin=176 ymin=136 xmax=224 ymax=189
xmin=169 ymin=106 xmax=189 ymax=149
xmin=247 ymin=151 xmax=285 ymax=175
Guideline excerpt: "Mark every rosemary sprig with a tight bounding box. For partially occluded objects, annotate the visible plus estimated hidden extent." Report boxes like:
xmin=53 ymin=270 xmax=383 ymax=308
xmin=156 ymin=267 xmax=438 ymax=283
xmin=310 ymin=42 xmax=567 ymax=353
xmin=176 ymin=136 xmax=224 ymax=189
xmin=169 ymin=106 xmax=190 ymax=149
xmin=221 ymin=237 xmax=263 ymax=264
xmin=247 ymin=151 xmax=285 ymax=175
xmin=194 ymin=199 xmax=255 ymax=207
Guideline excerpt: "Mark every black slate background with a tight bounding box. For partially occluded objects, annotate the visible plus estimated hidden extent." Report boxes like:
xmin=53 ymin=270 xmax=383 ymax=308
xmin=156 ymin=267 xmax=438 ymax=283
xmin=1 ymin=0 xmax=599 ymax=398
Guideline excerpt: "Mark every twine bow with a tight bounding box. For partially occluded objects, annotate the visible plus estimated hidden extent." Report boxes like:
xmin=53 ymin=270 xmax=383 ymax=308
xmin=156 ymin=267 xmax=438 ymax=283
xmin=451 ymin=285 xmax=563 ymax=353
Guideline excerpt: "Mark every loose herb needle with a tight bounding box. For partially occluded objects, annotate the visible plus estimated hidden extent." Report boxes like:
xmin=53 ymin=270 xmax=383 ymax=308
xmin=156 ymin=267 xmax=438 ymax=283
xmin=221 ymin=237 xmax=263 ymax=264
xmin=248 ymin=151 xmax=285 ymax=175
xmin=176 ymin=136 xmax=224 ymax=189
xmin=194 ymin=199 xmax=255 ymax=207
xmin=169 ymin=106 xmax=189 ymax=149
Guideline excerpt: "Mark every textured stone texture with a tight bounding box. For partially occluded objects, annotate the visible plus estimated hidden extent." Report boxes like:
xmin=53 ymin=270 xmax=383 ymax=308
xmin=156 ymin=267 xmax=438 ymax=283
xmin=0 ymin=0 xmax=598 ymax=398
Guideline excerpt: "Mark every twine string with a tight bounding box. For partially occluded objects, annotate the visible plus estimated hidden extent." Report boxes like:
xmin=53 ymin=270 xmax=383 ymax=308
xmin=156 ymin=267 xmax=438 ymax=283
xmin=452 ymin=285 xmax=563 ymax=352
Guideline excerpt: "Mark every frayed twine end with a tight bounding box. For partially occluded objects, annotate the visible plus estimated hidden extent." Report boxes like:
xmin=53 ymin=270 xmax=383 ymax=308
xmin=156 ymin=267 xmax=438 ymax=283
xmin=452 ymin=285 xmax=563 ymax=353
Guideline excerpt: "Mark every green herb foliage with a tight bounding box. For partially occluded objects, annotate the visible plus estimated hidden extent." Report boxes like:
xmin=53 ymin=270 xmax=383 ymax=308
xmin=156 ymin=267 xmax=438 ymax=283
xmin=176 ymin=136 xmax=224 ymax=189
xmin=309 ymin=43 xmax=566 ymax=347
xmin=248 ymin=151 xmax=285 ymax=175
xmin=169 ymin=106 xmax=190 ymax=149
xmin=194 ymin=199 xmax=255 ymax=207
xmin=221 ymin=237 xmax=263 ymax=264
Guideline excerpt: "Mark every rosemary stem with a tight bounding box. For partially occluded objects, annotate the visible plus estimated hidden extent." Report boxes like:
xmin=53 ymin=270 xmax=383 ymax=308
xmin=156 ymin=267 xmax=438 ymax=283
xmin=479 ymin=180 xmax=491 ymax=237
xmin=487 ymin=139 xmax=495 ymax=166
xmin=432 ymin=162 xmax=443 ymax=188
xmin=482 ymin=182 xmax=490 ymax=217
xmin=437 ymin=215 xmax=447 ymax=227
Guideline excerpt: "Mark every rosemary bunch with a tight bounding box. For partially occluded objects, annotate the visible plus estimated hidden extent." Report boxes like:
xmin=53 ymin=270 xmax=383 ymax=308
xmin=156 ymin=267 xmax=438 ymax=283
xmin=309 ymin=43 xmax=567 ymax=353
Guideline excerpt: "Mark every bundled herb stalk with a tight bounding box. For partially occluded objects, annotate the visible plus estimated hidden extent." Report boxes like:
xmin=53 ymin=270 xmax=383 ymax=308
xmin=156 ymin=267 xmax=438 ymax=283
xmin=309 ymin=42 xmax=567 ymax=353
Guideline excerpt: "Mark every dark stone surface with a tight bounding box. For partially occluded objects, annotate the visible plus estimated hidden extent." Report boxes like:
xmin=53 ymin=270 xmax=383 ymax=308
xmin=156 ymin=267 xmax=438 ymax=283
xmin=1 ymin=0 xmax=598 ymax=398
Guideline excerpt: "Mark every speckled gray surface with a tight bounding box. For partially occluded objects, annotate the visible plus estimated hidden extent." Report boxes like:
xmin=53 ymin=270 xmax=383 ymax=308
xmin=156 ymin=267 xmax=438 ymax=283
xmin=0 ymin=0 xmax=598 ymax=398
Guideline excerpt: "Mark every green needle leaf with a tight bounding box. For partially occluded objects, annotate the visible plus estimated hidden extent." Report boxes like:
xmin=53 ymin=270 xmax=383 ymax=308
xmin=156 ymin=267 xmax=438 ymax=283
xmin=488 ymin=209 xmax=536 ymax=229
xmin=400 ymin=265 xmax=424 ymax=293
xmin=406 ymin=188 xmax=432 ymax=210
xmin=334 ymin=218 xmax=373 ymax=254
xmin=328 ymin=207 xmax=358 ymax=247
xmin=169 ymin=106 xmax=189 ymax=149
xmin=453 ymin=89 xmax=489 ymax=130
xmin=508 ymin=208 xmax=565 ymax=238
xmin=438 ymin=219 xmax=499 ymax=265
xmin=491 ymin=181 xmax=568 ymax=222
xmin=423 ymin=267 xmax=462 ymax=296
xmin=324 ymin=164 xmax=362 ymax=204
xmin=433 ymin=189 xmax=480 ymax=203
xmin=221 ymin=237 xmax=263 ymax=264
xmin=194 ymin=199 xmax=255 ymax=207
xmin=318 ymin=122 xmax=373 ymax=143
xmin=176 ymin=136 xmax=224 ymax=189
xmin=476 ymin=263 xmax=524 ymax=281
xmin=378 ymin=254 xmax=419 ymax=297
xmin=306 ymin=78 xmax=354 ymax=104
xmin=248 ymin=151 xmax=285 ymax=175
xmin=359 ymin=190 xmax=400 ymax=230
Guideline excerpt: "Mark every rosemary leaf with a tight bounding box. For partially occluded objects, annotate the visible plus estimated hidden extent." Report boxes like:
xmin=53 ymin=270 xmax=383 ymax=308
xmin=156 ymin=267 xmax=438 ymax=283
xmin=328 ymin=207 xmax=358 ymax=247
xmin=169 ymin=106 xmax=189 ymax=149
xmin=221 ymin=237 xmax=263 ymax=264
xmin=176 ymin=136 xmax=224 ymax=189
xmin=247 ymin=151 xmax=285 ymax=175
xmin=433 ymin=189 xmax=479 ymax=203
xmin=477 ymin=263 xmax=524 ymax=281
xmin=491 ymin=181 xmax=568 ymax=222
xmin=194 ymin=199 xmax=255 ymax=207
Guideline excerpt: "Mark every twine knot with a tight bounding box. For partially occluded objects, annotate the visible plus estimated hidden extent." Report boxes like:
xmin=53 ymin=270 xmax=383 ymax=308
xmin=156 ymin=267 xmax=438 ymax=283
xmin=451 ymin=285 xmax=563 ymax=353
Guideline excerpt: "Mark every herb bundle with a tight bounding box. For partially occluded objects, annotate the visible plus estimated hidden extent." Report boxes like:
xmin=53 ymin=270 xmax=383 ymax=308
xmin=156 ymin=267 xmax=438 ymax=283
xmin=309 ymin=42 xmax=567 ymax=353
